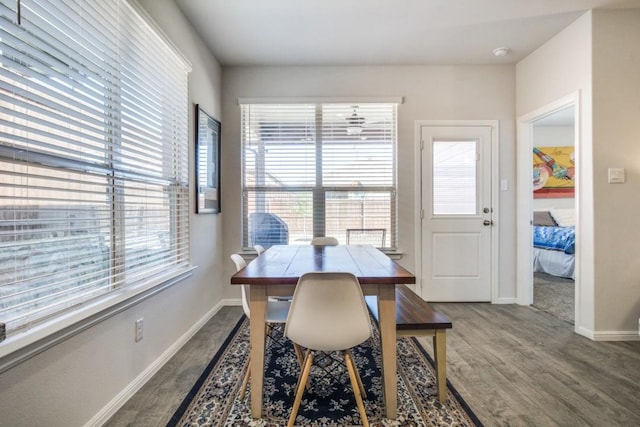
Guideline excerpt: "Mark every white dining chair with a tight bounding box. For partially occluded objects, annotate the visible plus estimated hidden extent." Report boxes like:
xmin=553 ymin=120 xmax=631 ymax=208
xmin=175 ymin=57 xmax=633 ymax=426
xmin=230 ymin=254 xmax=300 ymax=399
xmin=254 ymin=244 xmax=266 ymax=255
xmin=284 ymin=272 xmax=372 ymax=427
xmin=310 ymin=236 xmax=339 ymax=246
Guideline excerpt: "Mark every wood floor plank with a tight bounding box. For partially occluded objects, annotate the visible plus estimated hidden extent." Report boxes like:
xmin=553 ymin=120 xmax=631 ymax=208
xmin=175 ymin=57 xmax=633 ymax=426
xmin=106 ymin=303 xmax=640 ymax=427
xmin=104 ymin=306 xmax=244 ymax=427
xmin=419 ymin=303 xmax=640 ymax=427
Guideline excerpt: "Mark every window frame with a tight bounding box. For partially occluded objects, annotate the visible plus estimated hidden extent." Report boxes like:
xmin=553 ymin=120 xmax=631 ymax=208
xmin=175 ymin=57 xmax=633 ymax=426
xmin=240 ymin=100 xmax=399 ymax=250
xmin=0 ymin=0 xmax=192 ymax=365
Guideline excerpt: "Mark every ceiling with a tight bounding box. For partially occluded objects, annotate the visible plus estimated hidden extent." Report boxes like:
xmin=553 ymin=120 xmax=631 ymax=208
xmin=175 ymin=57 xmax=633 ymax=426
xmin=175 ymin=0 xmax=640 ymax=66
xmin=534 ymin=106 xmax=575 ymax=127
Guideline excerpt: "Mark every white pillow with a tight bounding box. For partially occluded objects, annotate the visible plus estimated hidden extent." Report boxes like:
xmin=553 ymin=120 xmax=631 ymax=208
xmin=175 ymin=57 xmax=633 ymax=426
xmin=549 ymin=208 xmax=575 ymax=227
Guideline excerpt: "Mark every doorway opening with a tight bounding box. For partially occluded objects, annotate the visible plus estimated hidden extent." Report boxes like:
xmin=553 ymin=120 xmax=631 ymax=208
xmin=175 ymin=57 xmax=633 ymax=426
xmin=516 ymin=93 xmax=579 ymax=329
xmin=531 ymin=106 xmax=576 ymax=323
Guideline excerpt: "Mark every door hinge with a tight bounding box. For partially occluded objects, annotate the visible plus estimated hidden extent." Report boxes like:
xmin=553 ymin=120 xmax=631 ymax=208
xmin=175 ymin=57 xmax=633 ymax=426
xmin=420 ymin=209 xmax=424 ymax=219
xmin=420 ymin=140 xmax=424 ymax=151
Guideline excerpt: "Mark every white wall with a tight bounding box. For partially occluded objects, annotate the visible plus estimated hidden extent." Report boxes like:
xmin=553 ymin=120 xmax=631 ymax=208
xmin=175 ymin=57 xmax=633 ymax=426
xmin=516 ymin=12 xmax=595 ymax=333
xmin=533 ymin=126 xmax=576 ymax=210
xmin=0 ymin=1 xmax=226 ymax=425
xmin=221 ymin=65 xmax=517 ymax=301
xmin=591 ymin=9 xmax=640 ymax=335
xmin=533 ymin=126 xmax=574 ymax=147
xmin=518 ymin=9 xmax=640 ymax=339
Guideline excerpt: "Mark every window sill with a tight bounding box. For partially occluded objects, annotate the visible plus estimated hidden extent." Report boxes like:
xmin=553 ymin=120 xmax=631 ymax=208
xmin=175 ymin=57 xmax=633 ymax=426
xmin=237 ymin=247 xmax=404 ymax=259
xmin=0 ymin=266 xmax=196 ymax=374
xmin=380 ymin=249 xmax=404 ymax=260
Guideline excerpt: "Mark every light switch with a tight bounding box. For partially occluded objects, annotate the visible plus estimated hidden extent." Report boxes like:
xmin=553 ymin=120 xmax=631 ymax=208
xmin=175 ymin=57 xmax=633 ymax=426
xmin=500 ymin=179 xmax=509 ymax=191
xmin=608 ymin=168 xmax=625 ymax=184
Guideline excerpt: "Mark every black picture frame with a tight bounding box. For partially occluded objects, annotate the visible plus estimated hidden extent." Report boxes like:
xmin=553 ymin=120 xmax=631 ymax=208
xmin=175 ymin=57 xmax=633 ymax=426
xmin=195 ymin=104 xmax=221 ymax=213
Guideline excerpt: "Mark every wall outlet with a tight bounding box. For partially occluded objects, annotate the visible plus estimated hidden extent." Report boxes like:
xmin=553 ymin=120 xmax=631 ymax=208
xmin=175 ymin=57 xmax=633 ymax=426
xmin=135 ymin=318 xmax=144 ymax=342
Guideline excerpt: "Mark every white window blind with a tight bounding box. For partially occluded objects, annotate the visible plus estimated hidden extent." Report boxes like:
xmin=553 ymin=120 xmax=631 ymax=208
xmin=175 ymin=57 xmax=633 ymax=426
xmin=241 ymin=102 xmax=397 ymax=249
xmin=0 ymin=0 xmax=190 ymax=342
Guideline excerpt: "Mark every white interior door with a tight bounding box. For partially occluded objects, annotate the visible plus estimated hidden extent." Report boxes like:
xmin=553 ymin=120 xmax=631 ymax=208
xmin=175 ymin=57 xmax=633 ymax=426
xmin=420 ymin=125 xmax=493 ymax=301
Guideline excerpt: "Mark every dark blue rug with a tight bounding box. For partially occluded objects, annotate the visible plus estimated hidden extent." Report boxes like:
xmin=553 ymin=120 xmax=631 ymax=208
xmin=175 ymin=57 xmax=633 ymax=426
xmin=168 ymin=316 xmax=482 ymax=426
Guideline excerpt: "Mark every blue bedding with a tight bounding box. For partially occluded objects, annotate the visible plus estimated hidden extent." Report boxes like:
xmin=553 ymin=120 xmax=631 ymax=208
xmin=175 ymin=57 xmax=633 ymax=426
xmin=533 ymin=226 xmax=575 ymax=254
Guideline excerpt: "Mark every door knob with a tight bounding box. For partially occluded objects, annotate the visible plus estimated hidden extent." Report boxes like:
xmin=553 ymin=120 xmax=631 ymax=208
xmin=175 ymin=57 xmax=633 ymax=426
xmin=483 ymin=220 xmax=493 ymax=226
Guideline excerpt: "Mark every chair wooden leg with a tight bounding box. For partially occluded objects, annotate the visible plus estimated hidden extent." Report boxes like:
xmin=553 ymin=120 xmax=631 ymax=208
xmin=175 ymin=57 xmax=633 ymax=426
xmin=346 ymin=349 xmax=367 ymax=399
xmin=265 ymin=323 xmax=274 ymax=345
xmin=293 ymin=343 xmax=304 ymax=367
xmin=239 ymin=358 xmax=251 ymax=399
xmin=241 ymin=335 xmax=302 ymax=401
xmin=292 ymin=343 xmax=312 ymax=392
xmin=288 ymin=350 xmax=313 ymax=427
xmin=345 ymin=351 xmax=369 ymax=427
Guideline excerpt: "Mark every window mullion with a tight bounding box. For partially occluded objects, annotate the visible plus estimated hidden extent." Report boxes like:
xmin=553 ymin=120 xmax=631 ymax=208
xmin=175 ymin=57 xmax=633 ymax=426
xmin=255 ymin=132 xmax=267 ymax=213
xmin=106 ymin=60 xmax=124 ymax=290
xmin=313 ymin=104 xmax=325 ymax=237
xmin=110 ymin=174 xmax=125 ymax=289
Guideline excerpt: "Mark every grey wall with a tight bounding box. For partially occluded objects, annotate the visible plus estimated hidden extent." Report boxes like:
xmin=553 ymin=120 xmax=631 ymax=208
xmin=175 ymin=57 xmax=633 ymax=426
xmin=516 ymin=12 xmax=595 ymax=332
xmin=517 ymin=9 xmax=640 ymax=338
xmin=592 ymin=9 xmax=640 ymax=335
xmin=221 ymin=65 xmax=517 ymax=301
xmin=0 ymin=1 xmax=225 ymax=425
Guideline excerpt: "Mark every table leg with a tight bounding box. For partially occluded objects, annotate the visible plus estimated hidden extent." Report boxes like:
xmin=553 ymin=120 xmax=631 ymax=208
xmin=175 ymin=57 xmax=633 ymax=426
xmin=377 ymin=285 xmax=397 ymax=418
xmin=433 ymin=330 xmax=447 ymax=403
xmin=249 ymin=285 xmax=267 ymax=419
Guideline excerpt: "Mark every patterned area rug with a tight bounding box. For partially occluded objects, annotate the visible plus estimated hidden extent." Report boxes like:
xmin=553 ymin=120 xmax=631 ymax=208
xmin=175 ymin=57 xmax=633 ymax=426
xmin=168 ymin=317 xmax=482 ymax=427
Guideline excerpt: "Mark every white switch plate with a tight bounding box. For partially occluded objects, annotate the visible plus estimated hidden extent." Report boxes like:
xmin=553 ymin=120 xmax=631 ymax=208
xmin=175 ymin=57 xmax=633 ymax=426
xmin=608 ymin=168 xmax=625 ymax=184
xmin=500 ymin=179 xmax=508 ymax=191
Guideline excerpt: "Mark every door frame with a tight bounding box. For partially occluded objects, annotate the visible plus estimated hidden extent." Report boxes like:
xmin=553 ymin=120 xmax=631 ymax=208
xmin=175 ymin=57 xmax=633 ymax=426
xmin=515 ymin=92 xmax=580 ymax=322
xmin=414 ymin=120 xmax=500 ymax=302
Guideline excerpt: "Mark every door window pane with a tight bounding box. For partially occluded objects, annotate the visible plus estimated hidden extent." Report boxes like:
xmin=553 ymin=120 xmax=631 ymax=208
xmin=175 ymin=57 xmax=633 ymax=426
xmin=432 ymin=140 xmax=477 ymax=215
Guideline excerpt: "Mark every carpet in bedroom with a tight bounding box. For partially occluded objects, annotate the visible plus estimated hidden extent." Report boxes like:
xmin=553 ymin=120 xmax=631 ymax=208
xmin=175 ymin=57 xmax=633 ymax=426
xmin=533 ymin=272 xmax=574 ymax=324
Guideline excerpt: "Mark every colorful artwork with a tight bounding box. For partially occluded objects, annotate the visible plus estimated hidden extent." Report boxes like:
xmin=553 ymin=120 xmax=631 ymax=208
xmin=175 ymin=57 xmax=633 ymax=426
xmin=532 ymin=146 xmax=575 ymax=198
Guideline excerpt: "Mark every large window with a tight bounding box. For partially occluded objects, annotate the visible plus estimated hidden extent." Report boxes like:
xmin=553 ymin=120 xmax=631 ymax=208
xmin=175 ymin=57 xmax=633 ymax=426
xmin=241 ymin=101 xmax=398 ymax=249
xmin=0 ymin=0 xmax=190 ymax=346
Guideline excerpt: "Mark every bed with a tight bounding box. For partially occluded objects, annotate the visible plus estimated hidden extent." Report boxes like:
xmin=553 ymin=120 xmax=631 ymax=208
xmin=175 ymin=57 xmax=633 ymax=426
xmin=532 ymin=209 xmax=575 ymax=279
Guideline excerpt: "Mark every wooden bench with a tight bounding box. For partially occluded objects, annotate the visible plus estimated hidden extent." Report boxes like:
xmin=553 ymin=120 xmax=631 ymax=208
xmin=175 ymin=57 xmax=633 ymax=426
xmin=365 ymin=284 xmax=452 ymax=403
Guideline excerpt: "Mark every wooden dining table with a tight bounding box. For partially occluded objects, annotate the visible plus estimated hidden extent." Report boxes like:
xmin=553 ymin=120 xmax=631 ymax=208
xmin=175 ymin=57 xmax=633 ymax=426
xmin=230 ymin=244 xmax=416 ymax=420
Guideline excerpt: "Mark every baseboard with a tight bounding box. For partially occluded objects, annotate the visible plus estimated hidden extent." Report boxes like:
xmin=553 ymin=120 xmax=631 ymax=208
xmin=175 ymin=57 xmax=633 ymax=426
xmin=592 ymin=330 xmax=640 ymax=341
xmin=85 ymin=300 xmax=226 ymax=427
xmin=493 ymin=297 xmax=517 ymax=304
xmin=575 ymin=326 xmax=640 ymax=341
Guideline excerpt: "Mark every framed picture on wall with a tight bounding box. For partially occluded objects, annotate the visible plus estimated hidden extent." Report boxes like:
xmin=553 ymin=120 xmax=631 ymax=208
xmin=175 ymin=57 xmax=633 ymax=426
xmin=195 ymin=104 xmax=221 ymax=213
xmin=533 ymin=146 xmax=575 ymax=198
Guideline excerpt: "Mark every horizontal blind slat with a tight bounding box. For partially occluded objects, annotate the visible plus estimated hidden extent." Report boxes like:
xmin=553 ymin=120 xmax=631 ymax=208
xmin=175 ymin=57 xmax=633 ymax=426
xmin=240 ymin=102 xmax=397 ymax=248
xmin=0 ymin=0 xmax=190 ymax=339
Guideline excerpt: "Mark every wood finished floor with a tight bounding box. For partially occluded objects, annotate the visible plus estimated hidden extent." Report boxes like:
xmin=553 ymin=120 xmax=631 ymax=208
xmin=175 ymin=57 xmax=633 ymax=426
xmin=105 ymin=304 xmax=640 ymax=427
